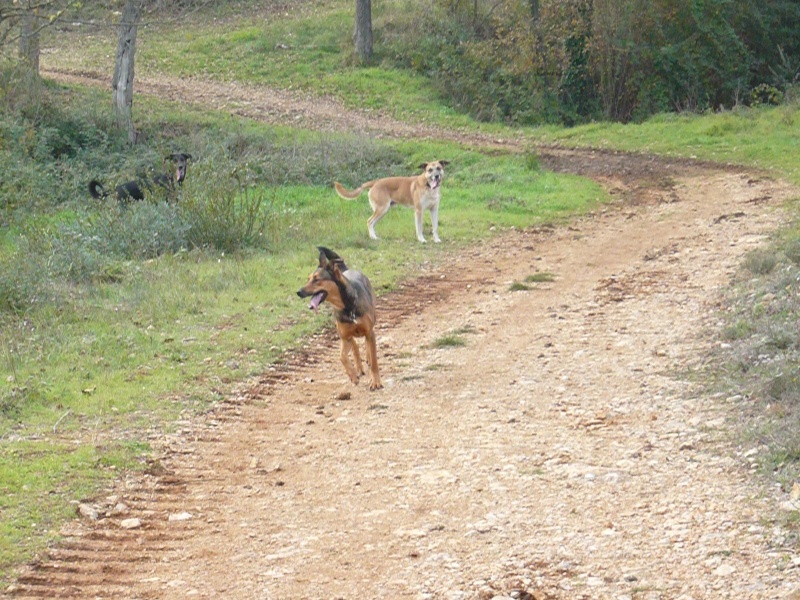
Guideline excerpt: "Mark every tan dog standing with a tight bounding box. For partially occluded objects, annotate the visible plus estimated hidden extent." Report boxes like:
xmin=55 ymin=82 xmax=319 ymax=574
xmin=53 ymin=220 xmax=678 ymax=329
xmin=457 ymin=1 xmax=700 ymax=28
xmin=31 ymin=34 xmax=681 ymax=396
xmin=334 ymin=160 xmax=449 ymax=243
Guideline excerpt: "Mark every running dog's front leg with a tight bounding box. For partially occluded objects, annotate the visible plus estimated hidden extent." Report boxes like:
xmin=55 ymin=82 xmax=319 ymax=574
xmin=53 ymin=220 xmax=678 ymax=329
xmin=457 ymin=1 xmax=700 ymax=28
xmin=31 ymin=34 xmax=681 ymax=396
xmin=351 ymin=339 xmax=365 ymax=376
xmin=365 ymin=331 xmax=383 ymax=390
xmin=340 ymin=338 xmax=360 ymax=384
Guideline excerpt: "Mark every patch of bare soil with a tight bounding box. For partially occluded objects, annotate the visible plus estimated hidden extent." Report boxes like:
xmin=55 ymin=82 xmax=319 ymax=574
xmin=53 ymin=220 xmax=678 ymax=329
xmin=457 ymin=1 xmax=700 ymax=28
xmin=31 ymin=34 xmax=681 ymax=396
xmin=8 ymin=71 xmax=800 ymax=599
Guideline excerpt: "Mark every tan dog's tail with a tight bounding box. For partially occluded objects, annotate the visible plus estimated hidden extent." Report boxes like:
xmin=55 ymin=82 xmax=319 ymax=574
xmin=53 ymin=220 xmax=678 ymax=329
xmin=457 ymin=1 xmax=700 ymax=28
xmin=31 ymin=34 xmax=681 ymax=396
xmin=334 ymin=180 xmax=375 ymax=200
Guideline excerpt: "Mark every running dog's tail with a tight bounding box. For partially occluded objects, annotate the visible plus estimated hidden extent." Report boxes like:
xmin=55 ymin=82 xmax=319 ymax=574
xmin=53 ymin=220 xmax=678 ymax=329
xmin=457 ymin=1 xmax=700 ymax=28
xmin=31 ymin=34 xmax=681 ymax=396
xmin=88 ymin=180 xmax=109 ymax=199
xmin=334 ymin=180 xmax=375 ymax=200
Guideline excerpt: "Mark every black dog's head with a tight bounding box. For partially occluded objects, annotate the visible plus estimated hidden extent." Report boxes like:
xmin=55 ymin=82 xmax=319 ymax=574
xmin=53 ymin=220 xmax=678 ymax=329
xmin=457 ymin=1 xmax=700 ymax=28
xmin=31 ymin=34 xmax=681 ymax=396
xmin=169 ymin=153 xmax=193 ymax=184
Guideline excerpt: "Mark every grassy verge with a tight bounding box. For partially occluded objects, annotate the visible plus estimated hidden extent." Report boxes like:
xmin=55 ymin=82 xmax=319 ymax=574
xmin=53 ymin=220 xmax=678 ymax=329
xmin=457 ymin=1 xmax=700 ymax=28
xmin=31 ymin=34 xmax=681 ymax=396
xmin=535 ymin=104 xmax=800 ymax=185
xmin=707 ymin=222 xmax=800 ymax=529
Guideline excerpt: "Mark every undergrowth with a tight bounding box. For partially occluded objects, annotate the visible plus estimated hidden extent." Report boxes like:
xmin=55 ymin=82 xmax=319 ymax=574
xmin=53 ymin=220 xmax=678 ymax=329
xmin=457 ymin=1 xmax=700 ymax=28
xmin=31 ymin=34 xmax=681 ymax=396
xmin=711 ymin=215 xmax=800 ymax=537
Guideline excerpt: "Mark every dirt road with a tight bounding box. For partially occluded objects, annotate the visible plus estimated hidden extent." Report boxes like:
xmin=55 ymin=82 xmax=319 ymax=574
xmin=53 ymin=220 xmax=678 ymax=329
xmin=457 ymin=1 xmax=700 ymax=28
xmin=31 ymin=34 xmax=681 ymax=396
xmin=8 ymin=70 xmax=799 ymax=599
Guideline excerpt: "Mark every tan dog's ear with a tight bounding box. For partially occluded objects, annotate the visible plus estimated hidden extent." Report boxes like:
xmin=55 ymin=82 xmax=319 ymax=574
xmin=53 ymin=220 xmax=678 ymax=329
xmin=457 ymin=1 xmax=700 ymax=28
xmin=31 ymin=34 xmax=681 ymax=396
xmin=418 ymin=162 xmax=429 ymax=170
xmin=438 ymin=160 xmax=449 ymax=167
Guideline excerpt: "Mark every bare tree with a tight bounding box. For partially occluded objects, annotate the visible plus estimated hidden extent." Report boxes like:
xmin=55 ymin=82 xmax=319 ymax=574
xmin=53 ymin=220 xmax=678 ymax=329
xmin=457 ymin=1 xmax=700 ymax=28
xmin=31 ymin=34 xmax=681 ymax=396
xmin=1 ymin=0 xmax=74 ymax=67
xmin=353 ymin=0 xmax=373 ymax=63
xmin=113 ymin=0 xmax=141 ymax=144
xmin=19 ymin=8 xmax=40 ymax=72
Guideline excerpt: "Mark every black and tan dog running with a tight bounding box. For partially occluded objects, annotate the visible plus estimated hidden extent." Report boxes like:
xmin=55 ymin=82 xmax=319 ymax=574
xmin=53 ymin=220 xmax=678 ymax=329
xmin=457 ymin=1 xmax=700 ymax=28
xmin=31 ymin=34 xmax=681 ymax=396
xmin=88 ymin=153 xmax=192 ymax=202
xmin=297 ymin=247 xmax=383 ymax=391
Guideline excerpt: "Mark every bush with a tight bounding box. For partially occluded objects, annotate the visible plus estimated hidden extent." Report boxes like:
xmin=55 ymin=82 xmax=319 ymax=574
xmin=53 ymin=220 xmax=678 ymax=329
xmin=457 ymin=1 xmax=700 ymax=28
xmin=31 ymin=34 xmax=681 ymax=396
xmin=210 ymin=130 xmax=406 ymax=186
xmin=180 ymin=160 xmax=275 ymax=253
xmin=89 ymin=202 xmax=191 ymax=260
xmin=743 ymin=248 xmax=779 ymax=275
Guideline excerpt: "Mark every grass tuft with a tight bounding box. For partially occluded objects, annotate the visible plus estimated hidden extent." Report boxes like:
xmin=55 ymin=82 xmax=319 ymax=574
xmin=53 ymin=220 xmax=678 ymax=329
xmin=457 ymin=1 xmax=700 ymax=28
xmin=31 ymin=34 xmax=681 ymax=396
xmin=525 ymin=272 xmax=556 ymax=283
xmin=430 ymin=334 xmax=467 ymax=348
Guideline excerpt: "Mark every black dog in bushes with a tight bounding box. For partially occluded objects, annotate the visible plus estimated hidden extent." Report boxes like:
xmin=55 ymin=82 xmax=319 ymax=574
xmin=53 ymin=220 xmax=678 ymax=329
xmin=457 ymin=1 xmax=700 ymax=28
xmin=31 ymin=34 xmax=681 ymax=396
xmin=88 ymin=152 xmax=192 ymax=202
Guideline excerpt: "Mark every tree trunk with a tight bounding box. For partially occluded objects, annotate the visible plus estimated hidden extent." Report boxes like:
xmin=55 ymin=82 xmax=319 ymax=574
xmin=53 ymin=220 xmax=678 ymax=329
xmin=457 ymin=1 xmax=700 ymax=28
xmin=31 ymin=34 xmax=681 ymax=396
xmin=529 ymin=0 xmax=539 ymax=23
xmin=19 ymin=9 xmax=40 ymax=74
xmin=353 ymin=0 xmax=373 ymax=64
xmin=112 ymin=0 xmax=140 ymax=145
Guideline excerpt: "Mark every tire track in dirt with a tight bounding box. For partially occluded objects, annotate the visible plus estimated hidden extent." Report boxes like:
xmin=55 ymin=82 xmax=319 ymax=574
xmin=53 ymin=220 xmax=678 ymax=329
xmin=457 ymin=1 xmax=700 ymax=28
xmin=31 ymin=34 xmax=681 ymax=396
xmin=8 ymin=70 xmax=798 ymax=599
xmin=6 ymin=272 xmax=486 ymax=599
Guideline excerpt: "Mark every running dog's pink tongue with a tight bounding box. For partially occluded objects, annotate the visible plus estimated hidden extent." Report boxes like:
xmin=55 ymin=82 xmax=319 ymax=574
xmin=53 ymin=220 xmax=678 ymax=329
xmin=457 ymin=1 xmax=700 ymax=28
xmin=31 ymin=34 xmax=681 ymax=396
xmin=309 ymin=292 xmax=325 ymax=313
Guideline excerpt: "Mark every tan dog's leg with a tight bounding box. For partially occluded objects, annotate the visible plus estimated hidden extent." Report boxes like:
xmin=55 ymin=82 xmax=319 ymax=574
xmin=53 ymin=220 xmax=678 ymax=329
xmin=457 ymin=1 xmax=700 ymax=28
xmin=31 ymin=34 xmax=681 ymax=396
xmin=430 ymin=203 xmax=441 ymax=243
xmin=414 ymin=208 xmax=427 ymax=243
xmin=340 ymin=338 xmax=359 ymax=384
xmin=365 ymin=331 xmax=382 ymax=390
xmin=367 ymin=193 xmax=391 ymax=240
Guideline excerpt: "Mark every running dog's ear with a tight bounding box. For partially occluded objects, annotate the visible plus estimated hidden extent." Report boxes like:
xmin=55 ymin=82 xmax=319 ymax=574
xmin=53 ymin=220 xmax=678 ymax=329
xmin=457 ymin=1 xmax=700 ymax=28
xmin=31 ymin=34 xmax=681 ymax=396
xmin=332 ymin=261 xmax=345 ymax=281
xmin=169 ymin=153 xmax=193 ymax=161
xmin=438 ymin=160 xmax=449 ymax=167
xmin=418 ymin=162 xmax=429 ymax=170
xmin=317 ymin=246 xmax=348 ymax=272
xmin=317 ymin=247 xmax=330 ymax=269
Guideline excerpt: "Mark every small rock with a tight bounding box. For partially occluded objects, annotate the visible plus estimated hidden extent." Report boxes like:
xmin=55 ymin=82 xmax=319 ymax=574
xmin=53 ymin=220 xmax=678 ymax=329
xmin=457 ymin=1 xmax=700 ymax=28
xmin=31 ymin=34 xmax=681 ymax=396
xmin=168 ymin=512 xmax=192 ymax=522
xmin=335 ymin=391 xmax=352 ymax=401
xmin=712 ymin=564 xmax=736 ymax=577
xmin=120 ymin=518 xmax=142 ymax=529
xmin=77 ymin=503 xmax=99 ymax=520
xmin=110 ymin=502 xmax=129 ymax=516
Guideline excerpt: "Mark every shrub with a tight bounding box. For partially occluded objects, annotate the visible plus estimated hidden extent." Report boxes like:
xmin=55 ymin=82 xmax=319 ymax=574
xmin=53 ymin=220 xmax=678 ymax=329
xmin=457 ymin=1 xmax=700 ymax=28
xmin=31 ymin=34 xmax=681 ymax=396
xmin=89 ymin=202 xmax=191 ymax=259
xmin=743 ymin=248 xmax=778 ymax=275
xmin=180 ymin=161 xmax=275 ymax=253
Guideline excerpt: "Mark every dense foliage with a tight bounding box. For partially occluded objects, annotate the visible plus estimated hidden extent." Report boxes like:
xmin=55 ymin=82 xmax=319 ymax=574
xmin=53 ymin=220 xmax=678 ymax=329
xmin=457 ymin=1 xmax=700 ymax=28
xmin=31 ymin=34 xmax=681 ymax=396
xmin=382 ymin=0 xmax=800 ymax=124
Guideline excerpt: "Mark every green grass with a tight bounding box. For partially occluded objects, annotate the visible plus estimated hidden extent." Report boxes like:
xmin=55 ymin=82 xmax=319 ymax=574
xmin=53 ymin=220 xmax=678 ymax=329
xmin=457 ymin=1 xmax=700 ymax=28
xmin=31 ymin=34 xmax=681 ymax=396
xmin=430 ymin=334 xmax=467 ymax=348
xmin=429 ymin=326 xmax=479 ymax=348
xmin=537 ymin=105 xmax=800 ymax=185
xmin=510 ymin=272 xmax=557 ymax=290
xmin=525 ymin=272 xmax=556 ymax=283
xmin=710 ymin=231 xmax=800 ymax=512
